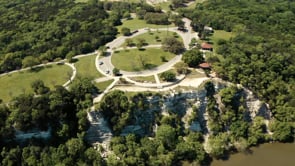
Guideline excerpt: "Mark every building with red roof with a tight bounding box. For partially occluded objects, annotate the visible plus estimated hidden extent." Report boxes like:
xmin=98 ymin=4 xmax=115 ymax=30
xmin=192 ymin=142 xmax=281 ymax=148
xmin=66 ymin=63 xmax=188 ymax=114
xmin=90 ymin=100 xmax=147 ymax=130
xmin=201 ymin=42 xmax=213 ymax=51
xmin=199 ymin=62 xmax=211 ymax=69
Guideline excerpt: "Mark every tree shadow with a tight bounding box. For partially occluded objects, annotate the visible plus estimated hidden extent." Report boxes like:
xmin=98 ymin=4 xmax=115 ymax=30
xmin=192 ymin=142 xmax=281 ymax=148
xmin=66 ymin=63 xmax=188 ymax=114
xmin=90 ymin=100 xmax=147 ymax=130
xmin=29 ymin=66 xmax=45 ymax=73
xmin=70 ymin=58 xmax=79 ymax=63
xmin=144 ymin=63 xmax=157 ymax=69
xmin=127 ymin=43 xmax=136 ymax=47
xmin=45 ymin=65 xmax=53 ymax=69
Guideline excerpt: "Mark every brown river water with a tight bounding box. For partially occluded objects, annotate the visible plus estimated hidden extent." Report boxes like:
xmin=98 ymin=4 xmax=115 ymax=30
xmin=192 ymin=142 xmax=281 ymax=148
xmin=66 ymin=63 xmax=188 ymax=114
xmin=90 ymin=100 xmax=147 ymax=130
xmin=211 ymin=142 xmax=295 ymax=166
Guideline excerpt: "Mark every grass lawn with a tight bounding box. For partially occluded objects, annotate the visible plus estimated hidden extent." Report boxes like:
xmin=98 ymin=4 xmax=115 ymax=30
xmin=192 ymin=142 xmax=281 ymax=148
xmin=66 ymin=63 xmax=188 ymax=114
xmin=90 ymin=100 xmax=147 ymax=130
xmin=210 ymin=30 xmax=235 ymax=42
xmin=129 ymin=75 xmax=156 ymax=83
xmin=74 ymin=55 xmax=103 ymax=79
xmin=112 ymin=48 xmax=175 ymax=71
xmin=184 ymin=0 xmax=207 ymax=10
xmin=0 ymin=64 xmax=72 ymax=102
xmin=199 ymin=30 xmax=235 ymax=52
xmin=117 ymin=18 xmax=175 ymax=34
xmin=156 ymin=1 xmax=172 ymax=11
xmin=186 ymin=69 xmax=206 ymax=78
xmin=75 ymin=0 xmax=88 ymax=3
xmin=209 ymin=30 xmax=235 ymax=53
xmin=95 ymin=79 xmax=114 ymax=92
xmin=121 ymin=30 xmax=181 ymax=47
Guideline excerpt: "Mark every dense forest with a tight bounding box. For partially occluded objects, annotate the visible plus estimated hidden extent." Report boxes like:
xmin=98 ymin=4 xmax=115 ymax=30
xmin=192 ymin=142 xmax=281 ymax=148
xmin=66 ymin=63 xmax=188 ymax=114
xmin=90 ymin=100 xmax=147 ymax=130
xmin=181 ymin=0 xmax=295 ymax=132
xmin=0 ymin=0 xmax=118 ymax=73
xmin=0 ymin=76 xmax=101 ymax=165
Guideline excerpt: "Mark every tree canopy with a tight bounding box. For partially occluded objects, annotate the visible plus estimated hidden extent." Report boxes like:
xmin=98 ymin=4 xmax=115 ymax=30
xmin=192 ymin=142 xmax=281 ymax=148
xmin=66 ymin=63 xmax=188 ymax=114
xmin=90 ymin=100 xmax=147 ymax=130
xmin=181 ymin=0 xmax=295 ymax=131
xmin=0 ymin=0 xmax=117 ymax=73
xmin=182 ymin=48 xmax=204 ymax=67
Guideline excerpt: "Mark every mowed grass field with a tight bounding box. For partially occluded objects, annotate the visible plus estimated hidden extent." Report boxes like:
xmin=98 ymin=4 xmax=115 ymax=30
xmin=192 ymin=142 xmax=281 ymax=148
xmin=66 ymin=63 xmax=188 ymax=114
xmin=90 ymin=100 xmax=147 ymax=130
xmin=210 ymin=30 xmax=235 ymax=42
xmin=156 ymin=1 xmax=172 ymax=11
xmin=95 ymin=79 xmax=114 ymax=92
xmin=117 ymin=18 xmax=175 ymax=33
xmin=200 ymin=30 xmax=235 ymax=52
xmin=121 ymin=31 xmax=181 ymax=47
xmin=0 ymin=64 xmax=72 ymax=102
xmin=75 ymin=0 xmax=88 ymax=3
xmin=184 ymin=0 xmax=207 ymax=10
xmin=209 ymin=30 xmax=235 ymax=52
xmin=112 ymin=48 xmax=175 ymax=71
xmin=129 ymin=75 xmax=156 ymax=83
xmin=74 ymin=55 xmax=103 ymax=79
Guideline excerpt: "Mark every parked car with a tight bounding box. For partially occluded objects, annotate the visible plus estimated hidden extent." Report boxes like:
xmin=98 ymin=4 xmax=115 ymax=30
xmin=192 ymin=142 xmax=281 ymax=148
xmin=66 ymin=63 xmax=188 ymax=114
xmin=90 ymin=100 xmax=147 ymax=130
xmin=99 ymin=61 xmax=103 ymax=65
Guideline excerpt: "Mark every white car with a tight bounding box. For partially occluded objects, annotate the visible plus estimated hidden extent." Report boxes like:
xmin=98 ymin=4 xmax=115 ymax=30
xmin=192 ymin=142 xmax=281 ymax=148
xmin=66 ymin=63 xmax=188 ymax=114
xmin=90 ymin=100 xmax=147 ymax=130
xmin=99 ymin=61 xmax=103 ymax=65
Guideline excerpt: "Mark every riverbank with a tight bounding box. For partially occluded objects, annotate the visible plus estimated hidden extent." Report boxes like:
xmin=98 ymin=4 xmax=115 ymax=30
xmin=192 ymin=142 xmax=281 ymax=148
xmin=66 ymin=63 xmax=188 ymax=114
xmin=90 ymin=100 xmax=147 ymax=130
xmin=211 ymin=142 xmax=295 ymax=166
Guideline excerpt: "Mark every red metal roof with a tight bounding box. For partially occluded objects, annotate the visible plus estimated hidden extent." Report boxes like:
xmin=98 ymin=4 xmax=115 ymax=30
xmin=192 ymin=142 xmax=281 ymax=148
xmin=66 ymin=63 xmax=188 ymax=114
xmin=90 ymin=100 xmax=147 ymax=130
xmin=201 ymin=42 xmax=212 ymax=49
xmin=199 ymin=62 xmax=211 ymax=68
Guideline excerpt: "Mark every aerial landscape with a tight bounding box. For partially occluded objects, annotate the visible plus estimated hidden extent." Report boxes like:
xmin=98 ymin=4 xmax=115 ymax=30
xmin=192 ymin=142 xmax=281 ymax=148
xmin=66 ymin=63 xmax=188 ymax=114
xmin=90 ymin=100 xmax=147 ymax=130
xmin=0 ymin=0 xmax=294 ymax=165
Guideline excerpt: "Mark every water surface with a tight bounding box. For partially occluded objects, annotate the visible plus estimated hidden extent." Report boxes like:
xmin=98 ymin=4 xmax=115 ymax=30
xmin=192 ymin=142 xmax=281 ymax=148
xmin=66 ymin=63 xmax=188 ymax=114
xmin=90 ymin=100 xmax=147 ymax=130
xmin=212 ymin=142 xmax=295 ymax=166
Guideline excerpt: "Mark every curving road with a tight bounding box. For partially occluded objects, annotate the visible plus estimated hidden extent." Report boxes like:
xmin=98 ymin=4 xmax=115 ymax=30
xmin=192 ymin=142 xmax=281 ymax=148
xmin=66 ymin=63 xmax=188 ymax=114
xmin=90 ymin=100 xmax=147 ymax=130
xmin=97 ymin=18 xmax=197 ymax=77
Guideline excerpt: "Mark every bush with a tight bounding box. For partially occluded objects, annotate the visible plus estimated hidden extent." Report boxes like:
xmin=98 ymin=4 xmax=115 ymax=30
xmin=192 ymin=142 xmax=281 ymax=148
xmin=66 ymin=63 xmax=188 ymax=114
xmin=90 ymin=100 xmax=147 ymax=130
xmin=121 ymin=27 xmax=131 ymax=36
xmin=160 ymin=56 xmax=167 ymax=62
xmin=113 ymin=68 xmax=120 ymax=76
xmin=160 ymin=71 xmax=176 ymax=81
xmin=162 ymin=37 xmax=184 ymax=54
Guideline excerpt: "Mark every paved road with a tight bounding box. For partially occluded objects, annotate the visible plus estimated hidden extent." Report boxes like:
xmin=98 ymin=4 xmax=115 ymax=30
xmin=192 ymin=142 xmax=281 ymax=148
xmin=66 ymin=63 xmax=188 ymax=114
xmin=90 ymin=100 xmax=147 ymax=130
xmin=97 ymin=18 xmax=196 ymax=77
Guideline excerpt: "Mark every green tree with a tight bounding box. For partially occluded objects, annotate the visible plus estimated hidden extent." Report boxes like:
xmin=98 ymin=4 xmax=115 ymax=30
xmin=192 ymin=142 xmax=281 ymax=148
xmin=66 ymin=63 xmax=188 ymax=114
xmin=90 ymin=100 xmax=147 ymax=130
xmin=208 ymin=133 xmax=229 ymax=158
xmin=99 ymin=46 xmax=108 ymax=56
xmin=31 ymin=79 xmax=49 ymax=95
xmin=66 ymin=138 xmax=85 ymax=158
xmin=84 ymin=148 xmax=104 ymax=166
xmin=175 ymin=18 xmax=185 ymax=30
xmin=144 ymin=13 xmax=170 ymax=25
xmin=204 ymin=81 xmax=215 ymax=97
xmin=22 ymin=56 xmax=40 ymax=68
xmin=112 ymin=68 xmax=120 ymax=76
xmin=248 ymin=116 xmax=267 ymax=145
xmin=123 ymin=11 xmax=131 ymax=19
xmin=182 ymin=49 xmax=204 ymax=67
xmin=189 ymin=38 xmax=197 ymax=49
xmin=160 ymin=56 xmax=167 ymax=62
xmin=1 ymin=147 xmax=22 ymax=166
xmin=125 ymin=38 xmax=134 ymax=47
xmin=269 ymin=120 xmax=293 ymax=142
xmin=160 ymin=71 xmax=176 ymax=82
xmin=0 ymin=105 xmax=14 ymax=141
xmin=162 ymin=37 xmax=184 ymax=54
xmin=174 ymin=61 xmax=189 ymax=74
xmin=70 ymin=77 xmax=98 ymax=104
xmin=136 ymin=38 xmax=146 ymax=49
xmin=121 ymin=27 xmax=131 ymax=36
xmin=99 ymin=90 xmax=130 ymax=134
xmin=156 ymin=124 xmax=177 ymax=149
